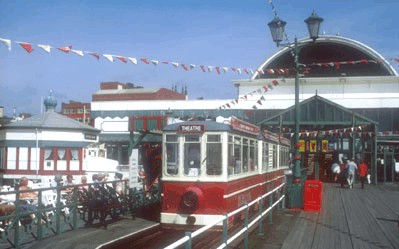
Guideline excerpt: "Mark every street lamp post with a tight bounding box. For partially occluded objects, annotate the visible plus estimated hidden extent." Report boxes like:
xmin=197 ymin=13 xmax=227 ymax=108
xmin=267 ymin=11 xmax=323 ymax=208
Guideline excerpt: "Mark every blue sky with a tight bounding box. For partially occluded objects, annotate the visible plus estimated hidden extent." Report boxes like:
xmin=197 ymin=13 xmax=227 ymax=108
xmin=1 ymin=0 xmax=398 ymax=116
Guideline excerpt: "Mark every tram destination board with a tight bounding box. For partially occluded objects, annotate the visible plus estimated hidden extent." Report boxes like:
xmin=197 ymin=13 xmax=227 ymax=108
xmin=178 ymin=124 xmax=205 ymax=133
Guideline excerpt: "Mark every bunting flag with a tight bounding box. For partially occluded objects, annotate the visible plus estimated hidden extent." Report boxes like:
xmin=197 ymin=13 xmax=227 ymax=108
xmin=38 ymin=44 xmax=51 ymax=53
xmin=2 ymin=37 xmax=398 ymax=77
xmin=88 ymin=52 xmax=100 ymax=60
xmin=128 ymin=57 xmax=137 ymax=64
xmin=57 ymin=45 xmax=72 ymax=53
xmin=0 ymin=38 xmax=11 ymax=51
xmin=116 ymin=56 xmax=128 ymax=63
xmin=140 ymin=58 xmax=150 ymax=64
xmin=18 ymin=42 xmax=34 ymax=53
xmin=71 ymin=49 xmax=84 ymax=56
xmin=181 ymin=64 xmax=189 ymax=71
xmin=103 ymin=54 xmax=114 ymax=62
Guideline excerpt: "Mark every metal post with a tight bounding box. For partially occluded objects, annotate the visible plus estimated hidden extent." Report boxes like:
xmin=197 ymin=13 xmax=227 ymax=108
xmin=244 ymin=204 xmax=249 ymax=249
xmin=72 ymin=187 xmax=78 ymax=229
xmin=268 ymin=195 xmax=273 ymax=224
xmin=290 ymin=37 xmax=304 ymax=208
xmin=257 ymin=198 xmax=264 ymax=236
xmin=222 ymin=213 xmax=228 ymax=245
xmin=56 ymin=187 xmax=61 ymax=235
xmin=185 ymin=231 xmax=192 ymax=249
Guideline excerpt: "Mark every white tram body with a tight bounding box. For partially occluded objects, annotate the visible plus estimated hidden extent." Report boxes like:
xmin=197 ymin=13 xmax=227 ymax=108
xmin=160 ymin=116 xmax=291 ymax=229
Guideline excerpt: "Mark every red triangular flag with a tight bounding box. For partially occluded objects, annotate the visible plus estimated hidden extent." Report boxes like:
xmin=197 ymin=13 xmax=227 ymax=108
xmin=18 ymin=42 xmax=34 ymax=53
xmin=140 ymin=58 xmax=150 ymax=64
xmin=181 ymin=64 xmax=189 ymax=71
xmin=57 ymin=45 xmax=72 ymax=53
xmin=116 ymin=56 xmax=128 ymax=63
xmin=89 ymin=52 xmax=100 ymax=60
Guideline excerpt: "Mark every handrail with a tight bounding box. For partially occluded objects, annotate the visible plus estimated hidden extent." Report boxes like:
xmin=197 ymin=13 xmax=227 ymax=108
xmin=164 ymin=180 xmax=286 ymax=249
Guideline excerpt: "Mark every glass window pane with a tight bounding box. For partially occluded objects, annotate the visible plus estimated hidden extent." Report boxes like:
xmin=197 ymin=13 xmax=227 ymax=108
xmin=166 ymin=143 xmax=179 ymax=175
xmin=206 ymin=143 xmax=222 ymax=175
xmin=184 ymin=143 xmax=201 ymax=176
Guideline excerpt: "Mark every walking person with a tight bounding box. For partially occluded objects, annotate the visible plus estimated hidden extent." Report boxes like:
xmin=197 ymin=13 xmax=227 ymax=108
xmin=339 ymin=160 xmax=347 ymax=188
xmin=358 ymin=160 xmax=368 ymax=189
xmin=331 ymin=161 xmax=341 ymax=183
xmin=346 ymin=158 xmax=358 ymax=189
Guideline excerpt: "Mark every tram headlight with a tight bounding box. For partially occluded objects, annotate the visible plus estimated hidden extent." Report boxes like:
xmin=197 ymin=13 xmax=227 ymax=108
xmin=182 ymin=191 xmax=198 ymax=209
xmin=180 ymin=187 xmax=203 ymax=213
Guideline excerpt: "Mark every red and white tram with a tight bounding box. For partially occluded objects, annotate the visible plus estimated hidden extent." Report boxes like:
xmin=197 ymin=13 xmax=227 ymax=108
xmin=160 ymin=116 xmax=291 ymax=229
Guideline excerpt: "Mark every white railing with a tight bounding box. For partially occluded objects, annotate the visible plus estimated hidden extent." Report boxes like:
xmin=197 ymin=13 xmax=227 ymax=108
xmin=164 ymin=181 xmax=286 ymax=249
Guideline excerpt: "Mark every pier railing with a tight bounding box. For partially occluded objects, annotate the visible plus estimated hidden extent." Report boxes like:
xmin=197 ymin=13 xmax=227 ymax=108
xmin=0 ymin=180 xmax=160 ymax=248
xmin=164 ymin=181 xmax=286 ymax=249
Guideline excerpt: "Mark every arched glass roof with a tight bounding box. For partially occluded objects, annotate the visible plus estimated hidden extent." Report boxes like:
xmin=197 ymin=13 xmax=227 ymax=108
xmin=253 ymin=35 xmax=398 ymax=79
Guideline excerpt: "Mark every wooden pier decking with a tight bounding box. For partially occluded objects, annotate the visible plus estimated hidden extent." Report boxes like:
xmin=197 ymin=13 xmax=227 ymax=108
xmin=280 ymin=183 xmax=399 ymax=249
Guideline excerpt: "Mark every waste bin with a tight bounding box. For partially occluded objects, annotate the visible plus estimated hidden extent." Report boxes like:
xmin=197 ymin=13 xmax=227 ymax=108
xmin=303 ymin=180 xmax=322 ymax=211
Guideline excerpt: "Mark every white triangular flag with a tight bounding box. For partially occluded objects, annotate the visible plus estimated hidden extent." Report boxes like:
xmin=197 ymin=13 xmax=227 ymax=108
xmin=189 ymin=64 xmax=196 ymax=69
xmin=103 ymin=54 xmax=114 ymax=62
xmin=0 ymin=38 xmax=12 ymax=51
xmin=207 ymin=66 xmax=213 ymax=72
xmin=151 ymin=60 xmax=159 ymax=65
xmin=38 ymin=44 xmax=51 ymax=53
xmin=171 ymin=62 xmax=179 ymax=67
xmin=222 ymin=67 xmax=228 ymax=73
xmin=71 ymin=49 xmax=84 ymax=56
xmin=128 ymin=57 xmax=137 ymax=64
xmin=237 ymin=68 xmax=242 ymax=74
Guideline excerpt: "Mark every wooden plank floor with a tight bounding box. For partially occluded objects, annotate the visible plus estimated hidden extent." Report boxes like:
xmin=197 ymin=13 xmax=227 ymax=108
xmin=281 ymin=183 xmax=399 ymax=249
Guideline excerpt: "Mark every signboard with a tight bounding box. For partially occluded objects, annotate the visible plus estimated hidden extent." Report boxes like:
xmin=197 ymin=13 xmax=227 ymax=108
xmin=230 ymin=117 xmax=259 ymax=136
xmin=263 ymin=130 xmax=279 ymax=143
xmin=321 ymin=140 xmax=328 ymax=152
xmin=178 ymin=124 xmax=204 ymax=133
xmin=310 ymin=140 xmax=317 ymax=153
xmin=299 ymin=140 xmax=305 ymax=152
xmin=129 ymin=149 xmax=139 ymax=189
xmin=84 ymin=133 xmax=97 ymax=140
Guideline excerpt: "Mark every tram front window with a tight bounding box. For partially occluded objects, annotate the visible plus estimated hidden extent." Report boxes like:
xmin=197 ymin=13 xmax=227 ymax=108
xmin=166 ymin=135 xmax=179 ymax=175
xmin=206 ymin=134 xmax=222 ymax=175
xmin=184 ymin=135 xmax=201 ymax=176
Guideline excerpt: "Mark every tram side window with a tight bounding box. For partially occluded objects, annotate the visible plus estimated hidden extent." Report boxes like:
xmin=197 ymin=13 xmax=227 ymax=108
xmin=166 ymin=135 xmax=179 ymax=175
xmin=272 ymin=144 xmax=278 ymax=169
xmin=234 ymin=137 xmax=242 ymax=174
xmin=184 ymin=135 xmax=201 ymax=176
xmin=242 ymin=139 xmax=249 ymax=172
xmin=206 ymin=135 xmax=222 ymax=175
xmin=249 ymin=140 xmax=257 ymax=172
xmin=228 ymin=136 xmax=234 ymax=175
xmin=262 ymin=142 xmax=269 ymax=172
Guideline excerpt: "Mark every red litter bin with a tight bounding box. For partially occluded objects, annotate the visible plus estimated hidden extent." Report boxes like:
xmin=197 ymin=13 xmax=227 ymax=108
xmin=304 ymin=180 xmax=322 ymax=211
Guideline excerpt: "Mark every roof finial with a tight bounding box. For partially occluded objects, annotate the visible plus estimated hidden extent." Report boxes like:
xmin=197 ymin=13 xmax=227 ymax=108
xmin=43 ymin=90 xmax=57 ymax=112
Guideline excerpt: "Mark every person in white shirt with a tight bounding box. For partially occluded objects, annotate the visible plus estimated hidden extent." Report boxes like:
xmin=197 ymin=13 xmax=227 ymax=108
xmin=346 ymin=158 xmax=358 ymax=189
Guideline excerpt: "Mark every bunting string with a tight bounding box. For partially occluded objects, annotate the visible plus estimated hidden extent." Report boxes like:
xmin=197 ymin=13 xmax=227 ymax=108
xmin=1 ymin=37 xmax=398 ymax=78
xmin=276 ymin=125 xmax=399 ymax=138
xmin=214 ymin=79 xmax=283 ymax=111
